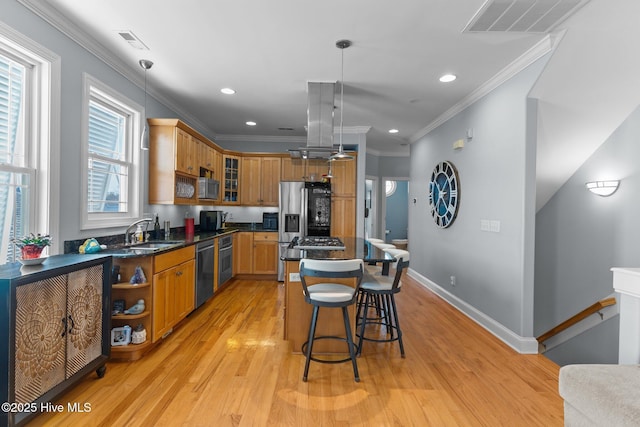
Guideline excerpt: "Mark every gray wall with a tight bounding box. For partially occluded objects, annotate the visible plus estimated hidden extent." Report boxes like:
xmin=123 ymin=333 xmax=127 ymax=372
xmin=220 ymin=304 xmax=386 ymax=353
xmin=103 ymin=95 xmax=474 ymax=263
xmin=5 ymin=1 xmax=197 ymax=250
xmin=534 ymin=105 xmax=640 ymax=364
xmin=409 ymin=55 xmax=548 ymax=337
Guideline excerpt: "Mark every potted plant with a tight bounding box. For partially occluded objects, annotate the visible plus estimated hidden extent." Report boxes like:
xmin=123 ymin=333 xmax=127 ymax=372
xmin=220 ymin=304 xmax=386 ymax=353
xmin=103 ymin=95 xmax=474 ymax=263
xmin=12 ymin=233 xmax=52 ymax=259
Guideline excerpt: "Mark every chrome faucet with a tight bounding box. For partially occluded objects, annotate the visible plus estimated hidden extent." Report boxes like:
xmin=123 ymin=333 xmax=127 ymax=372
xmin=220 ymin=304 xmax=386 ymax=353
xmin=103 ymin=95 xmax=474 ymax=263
xmin=125 ymin=218 xmax=153 ymax=245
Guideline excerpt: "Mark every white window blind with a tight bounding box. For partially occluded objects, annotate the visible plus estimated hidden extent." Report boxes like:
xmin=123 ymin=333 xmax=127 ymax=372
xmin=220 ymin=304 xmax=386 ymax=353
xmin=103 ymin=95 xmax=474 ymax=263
xmin=0 ymin=54 xmax=36 ymax=263
xmin=81 ymin=74 xmax=142 ymax=229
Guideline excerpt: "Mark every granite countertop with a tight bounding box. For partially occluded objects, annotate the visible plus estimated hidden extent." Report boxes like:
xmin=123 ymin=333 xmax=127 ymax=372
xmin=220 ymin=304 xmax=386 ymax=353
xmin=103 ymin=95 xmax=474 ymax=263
xmin=62 ymin=222 xmax=278 ymax=259
xmin=226 ymin=222 xmax=277 ymax=232
xmin=100 ymin=228 xmax=239 ymax=258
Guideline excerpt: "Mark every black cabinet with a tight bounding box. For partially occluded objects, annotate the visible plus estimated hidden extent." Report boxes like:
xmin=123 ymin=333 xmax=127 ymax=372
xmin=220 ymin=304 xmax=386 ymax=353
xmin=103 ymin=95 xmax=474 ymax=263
xmin=0 ymin=254 xmax=111 ymax=426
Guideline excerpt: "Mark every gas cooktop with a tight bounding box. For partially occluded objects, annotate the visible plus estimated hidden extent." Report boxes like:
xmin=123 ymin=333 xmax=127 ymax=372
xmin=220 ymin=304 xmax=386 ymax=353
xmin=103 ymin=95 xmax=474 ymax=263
xmin=293 ymin=236 xmax=346 ymax=250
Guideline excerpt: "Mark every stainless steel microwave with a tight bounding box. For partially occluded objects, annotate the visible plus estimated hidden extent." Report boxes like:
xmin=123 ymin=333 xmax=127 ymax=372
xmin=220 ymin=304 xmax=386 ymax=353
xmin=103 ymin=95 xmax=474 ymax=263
xmin=197 ymin=178 xmax=219 ymax=200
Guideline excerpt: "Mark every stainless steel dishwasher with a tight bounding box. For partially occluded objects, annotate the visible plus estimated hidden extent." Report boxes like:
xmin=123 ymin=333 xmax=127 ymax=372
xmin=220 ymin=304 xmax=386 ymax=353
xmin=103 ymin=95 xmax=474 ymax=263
xmin=195 ymin=240 xmax=215 ymax=308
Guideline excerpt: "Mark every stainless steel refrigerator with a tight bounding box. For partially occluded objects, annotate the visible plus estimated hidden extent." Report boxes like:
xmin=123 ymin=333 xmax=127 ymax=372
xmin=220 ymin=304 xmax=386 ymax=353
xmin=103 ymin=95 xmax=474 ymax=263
xmin=278 ymin=181 xmax=332 ymax=280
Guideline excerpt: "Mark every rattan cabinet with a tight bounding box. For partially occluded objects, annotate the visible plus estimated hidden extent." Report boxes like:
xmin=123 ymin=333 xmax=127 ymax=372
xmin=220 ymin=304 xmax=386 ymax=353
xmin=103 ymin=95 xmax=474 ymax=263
xmin=0 ymin=254 xmax=112 ymax=426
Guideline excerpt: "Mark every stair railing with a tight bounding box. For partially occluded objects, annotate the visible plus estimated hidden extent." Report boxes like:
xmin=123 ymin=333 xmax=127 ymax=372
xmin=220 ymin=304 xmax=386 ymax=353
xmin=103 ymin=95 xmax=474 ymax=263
xmin=536 ymin=297 xmax=617 ymax=350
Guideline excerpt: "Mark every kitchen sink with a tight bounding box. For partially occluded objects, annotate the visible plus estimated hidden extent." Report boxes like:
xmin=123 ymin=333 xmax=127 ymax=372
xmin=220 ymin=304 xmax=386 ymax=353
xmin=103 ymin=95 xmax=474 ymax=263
xmin=131 ymin=242 xmax=180 ymax=249
xmin=103 ymin=240 xmax=185 ymax=257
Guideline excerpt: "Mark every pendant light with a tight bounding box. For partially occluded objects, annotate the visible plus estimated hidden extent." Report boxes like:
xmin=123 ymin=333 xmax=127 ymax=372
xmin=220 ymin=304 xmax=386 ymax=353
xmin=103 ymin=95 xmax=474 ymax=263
xmin=330 ymin=39 xmax=354 ymax=161
xmin=139 ymin=59 xmax=153 ymax=150
xmin=324 ymin=160 xmax=334 ymax=179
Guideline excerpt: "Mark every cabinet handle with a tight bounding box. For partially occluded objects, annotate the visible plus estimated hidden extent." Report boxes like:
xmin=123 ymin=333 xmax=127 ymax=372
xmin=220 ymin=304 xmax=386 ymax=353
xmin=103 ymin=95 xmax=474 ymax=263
xmin=176 ymin=271 xmax=183 ymax=277
xmin=68 ymin=315 xmax=75 ymax=334
xmin=61 ymin=317 xmax=67 ymax=337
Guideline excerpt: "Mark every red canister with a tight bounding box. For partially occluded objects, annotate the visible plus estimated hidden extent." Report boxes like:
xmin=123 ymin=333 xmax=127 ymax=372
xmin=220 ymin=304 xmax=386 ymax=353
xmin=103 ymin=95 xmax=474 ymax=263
xmin=185 ymin=217 xmax=194 ymax=237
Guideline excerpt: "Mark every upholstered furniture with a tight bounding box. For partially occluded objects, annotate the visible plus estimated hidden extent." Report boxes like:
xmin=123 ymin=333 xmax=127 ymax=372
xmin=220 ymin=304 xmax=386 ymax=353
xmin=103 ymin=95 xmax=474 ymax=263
xmin=559 ymin=364 xmax=640 ymax=426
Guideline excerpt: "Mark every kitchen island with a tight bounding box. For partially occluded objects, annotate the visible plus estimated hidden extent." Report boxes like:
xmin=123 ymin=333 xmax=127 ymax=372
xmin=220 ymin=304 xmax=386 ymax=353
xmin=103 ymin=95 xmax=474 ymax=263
xmin=281 ymin=237 xmax=395 ymax=354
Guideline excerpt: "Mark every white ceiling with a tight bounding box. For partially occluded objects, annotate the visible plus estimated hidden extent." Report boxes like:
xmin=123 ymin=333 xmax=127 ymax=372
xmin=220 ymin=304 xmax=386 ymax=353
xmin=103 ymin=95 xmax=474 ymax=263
xmin=23 ymin=0 xmax=569 ymax=156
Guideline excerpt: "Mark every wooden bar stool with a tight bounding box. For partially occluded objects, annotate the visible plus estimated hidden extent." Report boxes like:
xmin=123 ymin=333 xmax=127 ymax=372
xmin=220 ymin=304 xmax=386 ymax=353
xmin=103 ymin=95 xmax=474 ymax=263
xmin=356 ymin=249 xmax=409 ymax=357
xmin=299 ymin=259 xmax=364 ymax=382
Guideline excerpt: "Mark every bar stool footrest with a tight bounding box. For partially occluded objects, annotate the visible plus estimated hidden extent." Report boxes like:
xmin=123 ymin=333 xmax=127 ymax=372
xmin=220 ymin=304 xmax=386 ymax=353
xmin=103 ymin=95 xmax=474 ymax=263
xmin=302 ymin=336 xmax=359 ymax=364
xmin=356 ymin=321 xmax=402 ymax=343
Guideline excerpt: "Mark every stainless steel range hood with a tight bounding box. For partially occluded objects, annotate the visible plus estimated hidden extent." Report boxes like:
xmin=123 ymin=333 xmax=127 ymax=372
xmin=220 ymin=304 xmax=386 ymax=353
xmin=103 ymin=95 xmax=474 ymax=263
xmin=289 ymin=82 xmax=337 ymax=159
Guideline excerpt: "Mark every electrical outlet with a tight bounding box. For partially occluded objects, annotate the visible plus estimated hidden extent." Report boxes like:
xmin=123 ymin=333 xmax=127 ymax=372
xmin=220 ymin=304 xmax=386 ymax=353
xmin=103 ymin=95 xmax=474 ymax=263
xmin=289 ymin=272 xmax=300 ymax=282
xmin=450 ymin=275 xmax=456 ymax=286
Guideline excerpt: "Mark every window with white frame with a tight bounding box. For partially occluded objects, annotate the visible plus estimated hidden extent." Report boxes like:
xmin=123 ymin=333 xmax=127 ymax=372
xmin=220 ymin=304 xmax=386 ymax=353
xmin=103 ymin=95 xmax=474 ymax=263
xmin=0 ymin=25 xmax=57 ymax=265
xmin=81 ymin=74 xmax=142 ymax=229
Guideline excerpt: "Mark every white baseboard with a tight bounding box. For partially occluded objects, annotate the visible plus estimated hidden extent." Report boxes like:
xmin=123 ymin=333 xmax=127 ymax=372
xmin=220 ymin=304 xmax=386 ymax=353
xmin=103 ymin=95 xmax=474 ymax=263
xmin=407 ymin=268 xmax=539 ymax=354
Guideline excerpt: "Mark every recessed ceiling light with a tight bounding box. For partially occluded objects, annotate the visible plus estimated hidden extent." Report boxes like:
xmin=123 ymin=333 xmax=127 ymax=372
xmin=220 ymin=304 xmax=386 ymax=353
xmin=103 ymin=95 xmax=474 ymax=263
xmin=439 ymin=74 xmax=457 ymax=83
xmin=221 ymin=88 xmax=236 ymax=95
xmin=388 ymin=129 xmax=399 ymax=134
xmin=246 ymin=121 xmax=257 ymax=126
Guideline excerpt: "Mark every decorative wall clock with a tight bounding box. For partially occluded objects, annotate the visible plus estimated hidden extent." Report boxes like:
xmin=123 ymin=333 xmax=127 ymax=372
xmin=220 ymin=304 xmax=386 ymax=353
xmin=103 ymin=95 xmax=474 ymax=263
xmin=428 ymin=160 xmax=460 ymax=228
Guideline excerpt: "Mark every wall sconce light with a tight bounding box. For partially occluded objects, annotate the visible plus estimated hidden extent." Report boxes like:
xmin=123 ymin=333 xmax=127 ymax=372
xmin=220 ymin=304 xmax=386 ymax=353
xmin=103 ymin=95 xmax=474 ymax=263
xmin=585 ymin=180 xmax=619 ymax=197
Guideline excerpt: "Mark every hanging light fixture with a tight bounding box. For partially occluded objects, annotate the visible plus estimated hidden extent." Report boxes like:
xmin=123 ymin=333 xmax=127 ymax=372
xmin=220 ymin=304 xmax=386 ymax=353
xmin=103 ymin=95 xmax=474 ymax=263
xmin=330 ymin=39 xmax=354 ymax=161
xmin=324 ymin=160 xmax=334 ymax=179
xmin=139 ymin=59 xmax=153 ymax=150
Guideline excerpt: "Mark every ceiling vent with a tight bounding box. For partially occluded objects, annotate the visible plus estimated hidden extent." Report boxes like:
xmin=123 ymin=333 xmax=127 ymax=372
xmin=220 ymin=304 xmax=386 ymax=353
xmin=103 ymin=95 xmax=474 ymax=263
xmin=463 ymin=0 xmax=590 ymax=33
xmin=117 ymin=30 xmax=150 ymax=50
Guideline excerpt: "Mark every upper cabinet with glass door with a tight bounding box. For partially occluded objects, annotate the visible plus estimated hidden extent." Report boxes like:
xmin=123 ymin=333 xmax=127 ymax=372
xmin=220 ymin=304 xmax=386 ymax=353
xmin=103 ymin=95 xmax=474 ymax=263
xmin=222 ymin=154 xmax=240 ymax=204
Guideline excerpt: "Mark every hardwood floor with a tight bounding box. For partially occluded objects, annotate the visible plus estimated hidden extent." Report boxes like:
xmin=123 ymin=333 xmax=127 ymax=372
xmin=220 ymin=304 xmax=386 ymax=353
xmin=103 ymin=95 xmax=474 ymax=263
xmin=28 ymin=275 xmax=563 ymax=426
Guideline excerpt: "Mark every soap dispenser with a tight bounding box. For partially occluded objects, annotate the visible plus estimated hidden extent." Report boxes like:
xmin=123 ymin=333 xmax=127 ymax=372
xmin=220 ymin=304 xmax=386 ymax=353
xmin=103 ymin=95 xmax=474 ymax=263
xmin=134 ymin=223 xmax=145 ymax=242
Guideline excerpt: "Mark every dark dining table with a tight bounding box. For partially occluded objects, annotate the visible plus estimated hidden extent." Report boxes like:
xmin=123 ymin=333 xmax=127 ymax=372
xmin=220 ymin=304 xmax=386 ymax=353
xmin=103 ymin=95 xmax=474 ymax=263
xmin=280 ymin=237 xmax=396 ymax=274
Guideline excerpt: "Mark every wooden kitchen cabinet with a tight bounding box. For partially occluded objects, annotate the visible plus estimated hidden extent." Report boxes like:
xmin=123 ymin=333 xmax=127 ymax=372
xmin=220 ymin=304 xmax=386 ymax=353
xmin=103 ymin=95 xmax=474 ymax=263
xmin=176 ymin=129 xmax=198 ymax=176
xmin=0 ymin=255 xmax=111 ymax=426
xmin=199 ymin=141 xmax=222 ymax=181
xmin=149 ymin=119 xmax=224 ymax=205
xmin=330 ymin=157 xmax=356 ymax=197
xmin=330 ymin=155 xmax=357 ymax=237
xmin=240 ymin=157 xmax=261 ymax=205
xmin=281 ymin=157 xmax=306 ymax=181
xmin=234 ymin=232 xmax=254 ymax=274
xmin=281 ymin=157 xmax=328 ymax=182
xmin=331 ymin=197 xmax=357 ymax=238
xmin=152 ymin=246 xmax=195 ymax=342
xmin=253 ymin=232 xmax=278 ymax=274
xmin=307 ymin=159 xmax=329 ymax=181
xmin=240 ymin=156 xmax=281 ymax=206
xmin=234 ymin=231 xmax=278 ymax=276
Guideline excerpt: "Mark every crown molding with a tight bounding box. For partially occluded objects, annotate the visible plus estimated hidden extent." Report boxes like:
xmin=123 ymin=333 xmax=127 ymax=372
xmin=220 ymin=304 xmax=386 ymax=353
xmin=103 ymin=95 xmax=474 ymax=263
xmin=365 ymin=146 xmax=410 ymax=157
xmin=17 ymin=0 xmax=218 ymax=139
xmin=214 ymin=134 xmax=307 ymax=143
xmin=410 ymin=35 xmax=554 ymax=143
xmin=216 ymin=125 xmax=371 ymax=143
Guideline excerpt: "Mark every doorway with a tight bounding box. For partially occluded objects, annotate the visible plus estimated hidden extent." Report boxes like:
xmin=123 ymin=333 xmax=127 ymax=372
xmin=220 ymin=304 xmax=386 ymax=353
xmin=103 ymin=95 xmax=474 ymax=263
xmin=382 ymin=178 xmax=409 ymax=243
xmin=364 ymin=177 xmax=377 ymax=239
